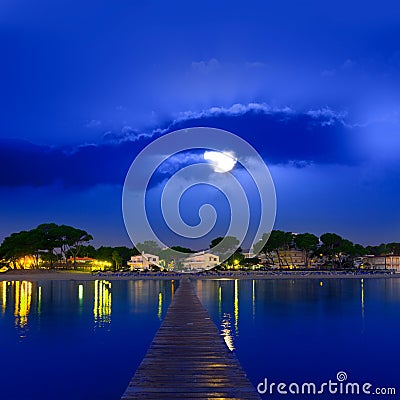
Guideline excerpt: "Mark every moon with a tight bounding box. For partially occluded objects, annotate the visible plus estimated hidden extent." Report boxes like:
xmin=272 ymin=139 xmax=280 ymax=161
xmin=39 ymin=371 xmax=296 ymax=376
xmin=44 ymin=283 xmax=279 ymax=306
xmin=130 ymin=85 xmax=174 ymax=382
xmin=204 ymin=151 xmax=237 ymax=173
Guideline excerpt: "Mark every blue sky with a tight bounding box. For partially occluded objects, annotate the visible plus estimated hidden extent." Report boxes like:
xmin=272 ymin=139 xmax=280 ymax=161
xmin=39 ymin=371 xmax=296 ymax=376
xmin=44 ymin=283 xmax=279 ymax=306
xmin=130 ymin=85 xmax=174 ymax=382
xmin=1 ymin=0 xmax=399 ymax=247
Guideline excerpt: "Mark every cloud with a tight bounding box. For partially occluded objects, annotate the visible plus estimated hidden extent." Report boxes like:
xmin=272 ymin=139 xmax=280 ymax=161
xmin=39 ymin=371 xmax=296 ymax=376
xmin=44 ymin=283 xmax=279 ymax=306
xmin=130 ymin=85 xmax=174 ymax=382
xmin=85 ymin=119 xmax=102 ymax=128
xmin=306 ymin=107 xmax=347 ymax=126
xmin=0 ymin=102 xmax=360 ymax=188
xmin=341 ymin=59 xmax=356 ymax=69
xmin=191 ymin=58 xmax=221 ymax=74
xmin=102 ymin=126 xmax=153 ymax=143
xmin=156 ymin=103 xmax=355 ymax=165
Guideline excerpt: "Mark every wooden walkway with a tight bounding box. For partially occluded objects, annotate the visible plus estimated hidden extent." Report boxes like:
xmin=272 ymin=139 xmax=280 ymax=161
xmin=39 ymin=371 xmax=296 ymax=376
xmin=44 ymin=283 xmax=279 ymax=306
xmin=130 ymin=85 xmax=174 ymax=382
xmin=121 ymin=277 xmax=261 ymax=400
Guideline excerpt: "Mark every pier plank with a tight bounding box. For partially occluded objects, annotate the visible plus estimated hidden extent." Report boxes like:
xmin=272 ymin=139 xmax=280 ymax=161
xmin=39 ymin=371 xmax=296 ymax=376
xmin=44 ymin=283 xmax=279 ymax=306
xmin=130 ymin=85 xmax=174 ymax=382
xmin=121 ymin=277 xmax=260 ymax=400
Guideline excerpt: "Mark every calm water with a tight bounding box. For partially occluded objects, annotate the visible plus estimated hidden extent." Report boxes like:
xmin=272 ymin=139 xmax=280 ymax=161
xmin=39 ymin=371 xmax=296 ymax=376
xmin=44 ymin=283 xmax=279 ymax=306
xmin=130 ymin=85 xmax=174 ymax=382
xmin=195 ymin=278 xmax=400 ymax=399
xmin=0 ymin=279 xmax=175 ymax=400
xmin=0 ymin=278 xmax=399 ymax=399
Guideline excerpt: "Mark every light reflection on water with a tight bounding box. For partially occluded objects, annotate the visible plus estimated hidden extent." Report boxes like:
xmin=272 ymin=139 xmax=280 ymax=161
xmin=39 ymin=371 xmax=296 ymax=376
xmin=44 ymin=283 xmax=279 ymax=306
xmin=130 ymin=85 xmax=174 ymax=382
xmin=14 ymin=281 xmax=33 ymax=331
xmin=221 ymin=312 xmax=234 ymax=351
xmin=195 ymin=278 xmax=400 ymax=399
xmin=0 ymin=279 xmax=175 ymax=400
xmin=0 ymin=279 xmax=175 ymax=337
xmin=1 ymin=278 xmax=399 ymax=399
xmin=94 ymin=280 xmax=112 ymax=328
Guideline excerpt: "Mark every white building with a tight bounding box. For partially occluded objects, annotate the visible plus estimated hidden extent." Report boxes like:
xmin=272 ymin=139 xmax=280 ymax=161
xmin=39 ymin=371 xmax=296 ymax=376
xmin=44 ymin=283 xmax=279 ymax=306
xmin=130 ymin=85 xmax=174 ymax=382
xmin=182 ymin=251 xmax=219 ymax=272
xmin=366 ymin=255 xmax=400 ymax=272
xmin=128 ymin=253 xmax=159 ymax=271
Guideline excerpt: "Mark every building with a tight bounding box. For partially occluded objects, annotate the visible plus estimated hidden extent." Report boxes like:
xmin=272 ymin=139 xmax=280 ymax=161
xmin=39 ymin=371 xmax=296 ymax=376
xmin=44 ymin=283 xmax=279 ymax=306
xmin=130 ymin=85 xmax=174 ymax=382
xmin=182 ymin=252 xmax=219 ymax=272
xmin=127 ymin=253 xmax=160 ymax=271
xmin=365 ymin=255 xmax=400 ymax=272
xmin=259 ymin=250 xmax=306 ymax=269
xmin=67 ymin=257 xmax=112 ymax=271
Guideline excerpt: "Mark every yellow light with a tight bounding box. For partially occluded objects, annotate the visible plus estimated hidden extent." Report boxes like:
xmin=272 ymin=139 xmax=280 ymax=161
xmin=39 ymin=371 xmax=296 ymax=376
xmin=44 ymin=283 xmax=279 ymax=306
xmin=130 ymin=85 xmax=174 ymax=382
xmin=157 ymin=292 xmax=163 ymax=320
xmin=37 ymin=286 xmax=42 ymax=315
xmin=361 ymin=278 xmax=365 ymax=318
xmin=221 ymin=315 xmax=235 ymax=351
xmin=17 ymin=255 xmax=36 ymax=269
xmin=234 ymin=280 xmax=239 ymax=335
xmin=1 ymin=281 xmax=6 ymax=315
xmin=218 ymin=285 xmax=222 ymax=320
xmin=94 ymin=280 xmax=112 ymax=328
xmin=252 ymin=280 xmax=256 ymax=319
xmin=78 ymin=284 xmax=84 ymax=302
xmin=14 ymin=281 xmax=33 ymax=328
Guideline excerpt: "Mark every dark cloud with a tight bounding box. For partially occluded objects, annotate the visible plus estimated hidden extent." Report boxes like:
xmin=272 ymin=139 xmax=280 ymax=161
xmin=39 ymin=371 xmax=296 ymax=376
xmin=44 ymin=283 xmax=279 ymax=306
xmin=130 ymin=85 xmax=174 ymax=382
xmin=160 ymin=104 xmax=358 ymax=165
xmin=0 ymin=105 xmax=359 ymax=188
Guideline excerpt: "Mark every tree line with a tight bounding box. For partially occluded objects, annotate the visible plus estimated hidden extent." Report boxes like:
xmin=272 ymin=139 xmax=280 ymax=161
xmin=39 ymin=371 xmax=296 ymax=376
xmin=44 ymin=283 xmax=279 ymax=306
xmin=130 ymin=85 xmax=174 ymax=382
xmin=253 ymin=231 xmax=400 ymax=269
xmin=0 ymin=223 xmax=138 ymax=269
xmin=0 ymin=224 xmax=398 ymax=270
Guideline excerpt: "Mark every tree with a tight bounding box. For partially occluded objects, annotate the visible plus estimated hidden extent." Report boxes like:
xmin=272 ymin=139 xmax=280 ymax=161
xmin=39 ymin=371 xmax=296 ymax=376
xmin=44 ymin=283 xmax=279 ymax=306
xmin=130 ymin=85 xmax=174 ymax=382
xmin=226 ymin=251 xmax=244 ymax=268
xmin=158 ymin=246 xmax=194 ymax=270
xmin=36 ymin=223 xmax=62 ymax=268
xmin=319 ymin=233 xmax=359 ymax=269
xmin=353 ymin=244 xmax=367 ymax=256
xmin=0 ymin=231 xmax=33 ymax=268
xmin=294 ymin=233 xmax=319 ymax=267
xmin=210 ymin=236 xmax=240 ymax=254
xmin=253 ymin=230 xmax=293 ymax=267
xmin=387 ymin=242 xmax=400 ymax=255
xmin=112 ymin=251 xmax=123 ymax=270
xmin=320 ymin=233 xmax=343 ymax=253
xmin=366 ymin=243 xmax=388 ymax=256
xmin=336 ymin=239 xmax=355 ymax=268
xmin=0 ymin=223 xmax=93 ymax=269
xmin=74 ymin=245 xmax=97 ymax=258
xmin=136 ymin=240 xmax=162 ymax=256
xmin=171 ymin=246 xmax=193 ymax=253
xmin=58 ymin=225 xmax=93 ymax=268
xmin=95 ymin=246 xmax=114 ymax=262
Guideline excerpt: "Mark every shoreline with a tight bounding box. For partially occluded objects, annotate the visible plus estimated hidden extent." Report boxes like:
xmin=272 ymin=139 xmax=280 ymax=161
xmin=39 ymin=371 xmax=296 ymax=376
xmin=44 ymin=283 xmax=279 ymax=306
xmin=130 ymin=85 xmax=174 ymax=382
xmin=0 ymin=270 xmax=398 ymax=281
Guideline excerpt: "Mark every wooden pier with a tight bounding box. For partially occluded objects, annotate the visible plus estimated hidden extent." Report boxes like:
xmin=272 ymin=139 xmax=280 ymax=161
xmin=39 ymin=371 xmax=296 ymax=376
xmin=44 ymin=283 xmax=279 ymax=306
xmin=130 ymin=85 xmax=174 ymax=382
xmin=121 ymin=277 xmax=261 ymax=399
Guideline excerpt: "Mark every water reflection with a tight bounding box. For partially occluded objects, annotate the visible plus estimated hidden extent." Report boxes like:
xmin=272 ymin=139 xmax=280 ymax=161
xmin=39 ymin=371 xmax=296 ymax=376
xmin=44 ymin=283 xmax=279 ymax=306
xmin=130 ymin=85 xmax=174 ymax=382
xmin=1 ymin=281 xmax=7 ymax=315
xmin=37 ymin=285 xmax=42 ymax=315
xmin=361 ymin=278 xmax=365 ymax=316
xmin=93 ymin=280 xmax=112 ymax=328
xmin=157 ymin=292 xmax=163 ymax=320
xmin=195 ymin=278 xmax=399 ymax=354
xmin=234 ymin=279 xmax=239 ymax=335
xmin=252 ymin=280 xmax=256 ymax=319
xmin=218 ymin=284 xmax=222 ymax=320
xmin=0 ymin=279 xmax=176 ymax=345
xmin=0 ymin=279 xmax=176 ymax=400
xmin=221 ymin=312 xmax=234 ymax=351
xmin=14 ymin=281 xmax=33 ymax=330
xmin=361 ymin=278 xmax=365 ymax=334
xmin=195 ymin=280 xmax=240 ymax=350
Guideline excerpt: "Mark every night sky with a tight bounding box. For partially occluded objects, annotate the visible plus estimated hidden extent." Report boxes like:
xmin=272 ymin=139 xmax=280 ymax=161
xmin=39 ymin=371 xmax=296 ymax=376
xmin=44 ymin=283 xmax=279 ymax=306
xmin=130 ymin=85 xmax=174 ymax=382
xmin=1 ymin=0 xmax=399 ymax=247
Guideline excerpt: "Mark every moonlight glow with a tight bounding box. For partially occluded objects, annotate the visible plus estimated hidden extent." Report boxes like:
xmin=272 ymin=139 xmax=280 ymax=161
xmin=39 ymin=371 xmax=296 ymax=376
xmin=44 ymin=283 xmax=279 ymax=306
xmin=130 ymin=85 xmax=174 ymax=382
xmin=204 ymin=151 xmax=237 ymax=173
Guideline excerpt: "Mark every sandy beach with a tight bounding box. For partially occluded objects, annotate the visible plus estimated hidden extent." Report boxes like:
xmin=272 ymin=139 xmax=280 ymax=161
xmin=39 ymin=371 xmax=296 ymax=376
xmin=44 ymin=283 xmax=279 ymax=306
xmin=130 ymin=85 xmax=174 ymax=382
xmin=0 ymin=269 xmax=398 ymax=281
